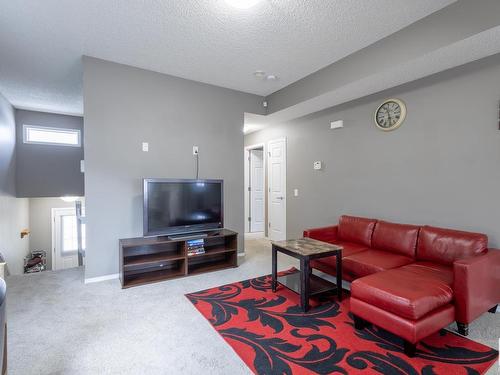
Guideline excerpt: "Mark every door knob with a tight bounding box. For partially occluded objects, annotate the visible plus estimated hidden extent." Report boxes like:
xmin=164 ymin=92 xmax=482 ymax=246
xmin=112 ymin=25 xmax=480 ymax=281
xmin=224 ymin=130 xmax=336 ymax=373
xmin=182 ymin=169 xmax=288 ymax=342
xmin=277 ymin=196 xmax=284 ymax=200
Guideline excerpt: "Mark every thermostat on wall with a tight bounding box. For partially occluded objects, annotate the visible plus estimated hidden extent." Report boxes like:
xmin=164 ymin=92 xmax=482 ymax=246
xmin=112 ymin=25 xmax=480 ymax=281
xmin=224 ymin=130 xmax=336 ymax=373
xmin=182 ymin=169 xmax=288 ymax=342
xmin=313 ymin=161 xmax=322 ymax=170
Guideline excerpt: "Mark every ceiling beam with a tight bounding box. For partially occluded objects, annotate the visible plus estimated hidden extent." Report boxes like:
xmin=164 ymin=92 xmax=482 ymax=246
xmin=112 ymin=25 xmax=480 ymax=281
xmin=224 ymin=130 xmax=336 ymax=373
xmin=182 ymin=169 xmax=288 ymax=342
xmin=261 ymin=0 xmax=500 ymax=124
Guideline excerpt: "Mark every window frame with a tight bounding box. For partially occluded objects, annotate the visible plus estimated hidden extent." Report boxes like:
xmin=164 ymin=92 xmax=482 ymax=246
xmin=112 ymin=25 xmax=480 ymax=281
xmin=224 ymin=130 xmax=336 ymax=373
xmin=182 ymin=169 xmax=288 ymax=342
xmin=23 ymin=124 xmax=81 ymax=147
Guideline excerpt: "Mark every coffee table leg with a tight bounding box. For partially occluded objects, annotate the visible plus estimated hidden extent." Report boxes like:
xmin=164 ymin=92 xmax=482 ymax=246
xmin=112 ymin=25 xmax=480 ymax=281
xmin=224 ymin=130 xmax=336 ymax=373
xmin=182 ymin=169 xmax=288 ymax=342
xmin=300 ymin=258 xmax=310 ymax=312
xmin=272 ymin=245 xmax=277 ymax=292
xmin=336 ymin=253 xmax=342 ymax=301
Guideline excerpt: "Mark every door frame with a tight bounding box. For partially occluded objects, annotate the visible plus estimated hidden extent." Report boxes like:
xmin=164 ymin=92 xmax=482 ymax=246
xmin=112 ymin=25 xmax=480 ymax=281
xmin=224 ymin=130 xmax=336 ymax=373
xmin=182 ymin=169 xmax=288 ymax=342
xmin=244 ymin=143 xmax=266 ymax=234
xmin=51 ymin=207 xmax=78 ymax=270
xmin=267 ymin=137 xmax=287 ymax=241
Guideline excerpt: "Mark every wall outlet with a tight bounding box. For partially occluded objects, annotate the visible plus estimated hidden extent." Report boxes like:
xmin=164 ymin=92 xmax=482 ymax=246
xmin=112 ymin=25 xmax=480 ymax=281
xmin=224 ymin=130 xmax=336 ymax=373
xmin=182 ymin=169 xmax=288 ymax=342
xmin=313 ymin=161 xmax=322 ymax=170
xmin=193 ymin=146 xmax=199 ymax=155
xmin=80 ymin=160 xmax=85 ymax=173
xmin=142 ymin=142 xmax=149 ymax=152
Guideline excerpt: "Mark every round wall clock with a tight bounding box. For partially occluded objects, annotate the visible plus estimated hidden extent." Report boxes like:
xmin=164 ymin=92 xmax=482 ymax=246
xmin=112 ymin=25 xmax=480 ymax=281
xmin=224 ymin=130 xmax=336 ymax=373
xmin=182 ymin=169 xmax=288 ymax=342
xmin=374 ymin=98 xmax=406 ymax=131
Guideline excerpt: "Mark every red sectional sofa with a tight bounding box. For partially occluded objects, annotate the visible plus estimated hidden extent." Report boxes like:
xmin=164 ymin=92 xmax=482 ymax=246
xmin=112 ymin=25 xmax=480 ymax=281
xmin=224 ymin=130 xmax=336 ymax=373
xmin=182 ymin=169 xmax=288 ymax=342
xmin=304 ymin=215 xmax=500 ymax=357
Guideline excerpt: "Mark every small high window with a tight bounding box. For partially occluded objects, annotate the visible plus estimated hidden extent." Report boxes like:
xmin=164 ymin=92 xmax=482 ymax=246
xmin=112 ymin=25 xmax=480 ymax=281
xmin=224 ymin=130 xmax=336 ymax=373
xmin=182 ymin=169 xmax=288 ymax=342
xmin=23 ymin=125 xmax=81 ymax=147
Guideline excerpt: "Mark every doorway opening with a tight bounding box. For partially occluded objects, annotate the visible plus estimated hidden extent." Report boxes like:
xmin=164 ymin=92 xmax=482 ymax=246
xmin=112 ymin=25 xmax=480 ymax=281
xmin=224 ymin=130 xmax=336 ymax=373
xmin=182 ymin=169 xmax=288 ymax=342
xmin=244 ymin=137 xmax=287 ymax=241
xmin=245 ymin=144 xmax=266 ymax=237
xmin=51 ymin=200 xmax=86 ymax=271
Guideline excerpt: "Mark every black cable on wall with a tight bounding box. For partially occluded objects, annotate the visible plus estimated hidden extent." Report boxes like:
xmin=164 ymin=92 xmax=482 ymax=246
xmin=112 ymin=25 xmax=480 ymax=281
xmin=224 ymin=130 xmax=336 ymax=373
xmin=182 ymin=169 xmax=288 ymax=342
xmin=195 ymin=153 xmax=199 ymax=179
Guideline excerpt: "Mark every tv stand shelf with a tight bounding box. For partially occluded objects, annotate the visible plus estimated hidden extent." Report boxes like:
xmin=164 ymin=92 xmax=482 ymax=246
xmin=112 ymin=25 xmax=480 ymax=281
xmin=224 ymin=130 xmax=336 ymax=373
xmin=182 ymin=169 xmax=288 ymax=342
xmin=119 ymin=229 xmax=238 ymax=288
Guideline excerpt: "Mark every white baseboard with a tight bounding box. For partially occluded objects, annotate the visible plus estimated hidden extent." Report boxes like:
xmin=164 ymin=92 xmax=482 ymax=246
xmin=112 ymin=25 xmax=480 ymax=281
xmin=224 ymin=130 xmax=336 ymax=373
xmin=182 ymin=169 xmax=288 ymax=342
xmin=237 ymin=252 xmax=246 ymax=258
xmin=84 ymin=273 xmax=119 ymax=284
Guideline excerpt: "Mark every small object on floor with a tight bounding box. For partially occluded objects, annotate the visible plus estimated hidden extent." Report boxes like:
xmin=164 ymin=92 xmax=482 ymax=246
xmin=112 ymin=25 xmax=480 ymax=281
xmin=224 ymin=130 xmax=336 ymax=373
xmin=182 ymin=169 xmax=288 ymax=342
xmin=24 ymin=250 xmax=47 ymax=274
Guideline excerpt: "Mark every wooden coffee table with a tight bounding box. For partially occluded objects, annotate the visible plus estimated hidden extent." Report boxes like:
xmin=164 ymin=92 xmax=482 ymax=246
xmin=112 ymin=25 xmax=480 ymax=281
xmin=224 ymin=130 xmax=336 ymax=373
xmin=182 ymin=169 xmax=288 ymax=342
xmin=271 ymin=238 xmax=342 ymax=312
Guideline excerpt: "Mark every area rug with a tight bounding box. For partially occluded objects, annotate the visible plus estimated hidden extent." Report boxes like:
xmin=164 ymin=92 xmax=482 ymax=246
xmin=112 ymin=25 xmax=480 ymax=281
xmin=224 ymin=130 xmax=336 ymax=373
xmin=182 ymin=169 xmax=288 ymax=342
xmin=186 ymin=269 xmax=498 ymax=375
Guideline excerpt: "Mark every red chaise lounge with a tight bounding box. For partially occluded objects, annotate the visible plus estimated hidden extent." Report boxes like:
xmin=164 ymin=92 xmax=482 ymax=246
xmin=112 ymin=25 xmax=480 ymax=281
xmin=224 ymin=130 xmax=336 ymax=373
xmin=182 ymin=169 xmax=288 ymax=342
xmin=304 ymin=215 xmax=500 ymax=357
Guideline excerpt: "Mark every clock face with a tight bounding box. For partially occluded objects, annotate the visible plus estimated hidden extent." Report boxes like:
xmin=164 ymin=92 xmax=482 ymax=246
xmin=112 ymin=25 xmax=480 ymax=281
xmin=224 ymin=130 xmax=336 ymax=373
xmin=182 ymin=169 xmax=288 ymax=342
xmin=375 ymin=99 xmax=406 ymax=131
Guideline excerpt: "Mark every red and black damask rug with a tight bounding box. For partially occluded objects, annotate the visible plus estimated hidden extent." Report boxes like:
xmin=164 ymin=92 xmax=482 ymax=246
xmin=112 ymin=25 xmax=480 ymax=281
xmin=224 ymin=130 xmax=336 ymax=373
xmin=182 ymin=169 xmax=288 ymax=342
xmin=186 ymin=269 xmax=498 ymax=375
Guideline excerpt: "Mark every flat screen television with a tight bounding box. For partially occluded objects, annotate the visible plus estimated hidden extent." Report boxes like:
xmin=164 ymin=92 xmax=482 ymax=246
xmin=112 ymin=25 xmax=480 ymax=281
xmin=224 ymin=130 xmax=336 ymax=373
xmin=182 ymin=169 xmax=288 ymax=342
xmin=143 ymin=178 xmax=223 ymax=237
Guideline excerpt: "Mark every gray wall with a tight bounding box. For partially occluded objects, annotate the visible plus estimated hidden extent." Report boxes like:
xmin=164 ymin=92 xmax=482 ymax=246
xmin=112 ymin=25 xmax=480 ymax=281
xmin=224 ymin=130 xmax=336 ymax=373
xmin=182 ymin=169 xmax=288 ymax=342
xmin=0 ymin=93 xmax=29 ymax=275
xmin=83 ymin=57 xmax=264 ymax=279
xmin=29 ymin=197 xmax=83 ymax=270
xmin=15 ymin=109 xmax=84 ymax=197
xmin=246 ymin=54 xmax=500 ymax=247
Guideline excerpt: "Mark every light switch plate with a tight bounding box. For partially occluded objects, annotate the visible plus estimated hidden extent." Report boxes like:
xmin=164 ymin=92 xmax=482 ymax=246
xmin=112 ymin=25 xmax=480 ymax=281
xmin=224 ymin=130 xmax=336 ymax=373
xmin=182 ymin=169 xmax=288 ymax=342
xmin=330 ymin=120 xmax=344 ymax=129
xmin=314 ymin=161 xmax=322 ymax=170
xmin=142 ymin=142 xmax=149 ymax=152
xmin=294 ymin=189 xmax=299 ymax=197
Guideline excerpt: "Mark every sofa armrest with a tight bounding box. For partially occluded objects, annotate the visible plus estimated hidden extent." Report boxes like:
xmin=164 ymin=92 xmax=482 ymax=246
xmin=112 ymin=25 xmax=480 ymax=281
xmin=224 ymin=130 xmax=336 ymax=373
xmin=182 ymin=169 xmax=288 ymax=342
xmin=303 ymin=225 xmax=338 ymax=243
xmin=453 ymin=249 xmax=500 ymax=323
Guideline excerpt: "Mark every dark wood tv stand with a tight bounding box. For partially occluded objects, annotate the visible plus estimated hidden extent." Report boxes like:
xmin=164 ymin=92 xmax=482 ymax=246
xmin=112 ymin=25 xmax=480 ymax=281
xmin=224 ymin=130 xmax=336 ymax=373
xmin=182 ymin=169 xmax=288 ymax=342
xmin=119 ymin=229 xmax=238 ymax=288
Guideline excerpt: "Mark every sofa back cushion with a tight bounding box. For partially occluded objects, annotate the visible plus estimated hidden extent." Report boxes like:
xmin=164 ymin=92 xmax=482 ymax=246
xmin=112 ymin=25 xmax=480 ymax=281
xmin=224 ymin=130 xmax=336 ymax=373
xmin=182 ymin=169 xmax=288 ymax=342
xmin=417 ymin=225 xmax=487 ymax=265
xmin=372 ymin=221 xmax=420 ymax=258
xmin=338 ymin=215 xmax=377 ymax=247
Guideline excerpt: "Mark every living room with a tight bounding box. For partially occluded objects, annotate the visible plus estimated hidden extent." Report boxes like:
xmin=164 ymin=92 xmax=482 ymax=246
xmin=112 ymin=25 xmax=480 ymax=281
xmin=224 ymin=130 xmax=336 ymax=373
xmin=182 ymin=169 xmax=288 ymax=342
xmin=1 ymin=1 xmax=499 ymax=374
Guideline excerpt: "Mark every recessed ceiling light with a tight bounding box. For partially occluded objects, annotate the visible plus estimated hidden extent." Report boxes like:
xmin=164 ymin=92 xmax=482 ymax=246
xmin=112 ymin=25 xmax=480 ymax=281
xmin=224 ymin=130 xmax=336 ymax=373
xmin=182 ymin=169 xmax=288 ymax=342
xmin=225 ymin=0 xmax=262 ymax=10
xmin=253 ymin=70 xmax=266 ymax=78
xmin=266 ymin=74 xmax=278 ymax=81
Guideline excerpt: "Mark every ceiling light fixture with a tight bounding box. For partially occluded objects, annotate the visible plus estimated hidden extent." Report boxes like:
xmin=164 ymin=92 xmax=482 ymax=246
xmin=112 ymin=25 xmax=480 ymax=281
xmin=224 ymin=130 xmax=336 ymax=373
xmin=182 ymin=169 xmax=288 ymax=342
xmin=225 ymin=0 xmax=262 ymax=10
xmin=266 ymin=74 xmax=278 ymax=81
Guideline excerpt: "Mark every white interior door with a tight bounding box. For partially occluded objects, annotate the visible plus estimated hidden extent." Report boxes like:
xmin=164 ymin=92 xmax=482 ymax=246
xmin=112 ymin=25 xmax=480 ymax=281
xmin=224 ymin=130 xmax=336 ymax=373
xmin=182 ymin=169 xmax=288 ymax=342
xmin=250 ymin=149 xmax=264 ymax=232
xmin=268 ymin=138 xmax=286 ymax=241
xmin=52 ymin=207 xmax=85 ymax=270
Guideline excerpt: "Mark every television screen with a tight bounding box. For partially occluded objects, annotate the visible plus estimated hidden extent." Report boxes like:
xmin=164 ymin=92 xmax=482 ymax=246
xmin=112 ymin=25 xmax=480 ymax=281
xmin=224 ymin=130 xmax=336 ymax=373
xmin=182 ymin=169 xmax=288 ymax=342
xmin=143 ymin=179 xmax=223 ymax=236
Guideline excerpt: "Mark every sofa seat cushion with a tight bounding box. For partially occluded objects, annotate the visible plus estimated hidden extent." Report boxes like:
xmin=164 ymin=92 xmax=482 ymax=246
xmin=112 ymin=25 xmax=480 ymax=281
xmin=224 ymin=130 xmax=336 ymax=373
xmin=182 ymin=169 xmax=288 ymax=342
xmin=372 ymin=220 xmax=420 ymax=258
xmin=417 ymin=225 xmax=487 ymax=265
xmin=401 ymin=262 xmax=454 ymax=286
xmin=338 ymin=215 xmax=377 ymax=247
xmin=351 ymin=262 xmax=453 ymax=320
xmin=310 ymin=241 xmax=369 ymax=280
xmin=343 ymin=249 xmax=414 ymax=279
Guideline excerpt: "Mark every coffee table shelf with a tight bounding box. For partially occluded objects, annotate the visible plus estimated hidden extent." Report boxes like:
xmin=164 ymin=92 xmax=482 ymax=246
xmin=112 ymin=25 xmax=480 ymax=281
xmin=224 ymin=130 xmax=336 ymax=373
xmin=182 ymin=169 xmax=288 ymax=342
xmin=277 ymin=271 xmax=337 ymax=297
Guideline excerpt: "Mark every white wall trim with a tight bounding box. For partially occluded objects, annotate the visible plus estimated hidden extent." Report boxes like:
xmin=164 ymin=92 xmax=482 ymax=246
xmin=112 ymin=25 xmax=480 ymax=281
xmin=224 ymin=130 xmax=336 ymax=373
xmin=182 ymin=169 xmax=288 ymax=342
xmin=244 ymin=143 xmax=266 ymax=233
xmin=84 ymin=273 xmax=119 ymax=284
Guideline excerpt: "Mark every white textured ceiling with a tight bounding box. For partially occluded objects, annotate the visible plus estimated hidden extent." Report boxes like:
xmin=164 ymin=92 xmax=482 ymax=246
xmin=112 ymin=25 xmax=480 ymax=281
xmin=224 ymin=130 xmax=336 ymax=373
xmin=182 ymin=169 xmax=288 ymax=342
xmin=0 ymin=0 xmax=454 ymax=115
